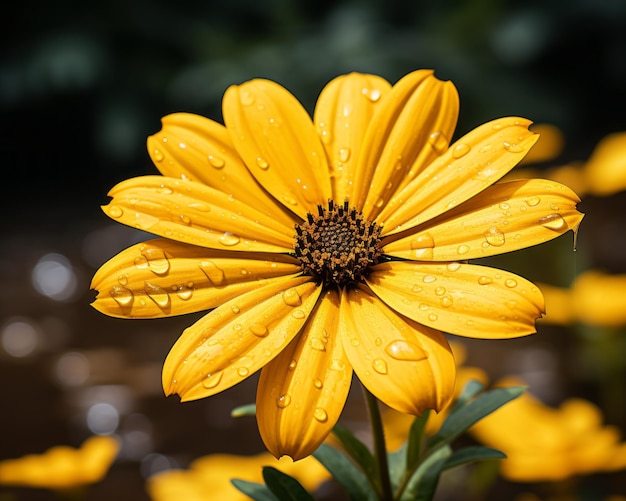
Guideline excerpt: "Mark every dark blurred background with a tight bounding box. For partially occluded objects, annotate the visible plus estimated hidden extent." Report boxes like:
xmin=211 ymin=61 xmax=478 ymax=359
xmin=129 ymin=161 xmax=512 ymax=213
xmin=2 ymin=0 xmax=626 ymax=499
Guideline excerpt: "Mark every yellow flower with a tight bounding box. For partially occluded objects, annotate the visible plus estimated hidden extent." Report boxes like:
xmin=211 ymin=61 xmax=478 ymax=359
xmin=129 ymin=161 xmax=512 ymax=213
xmin=147 ymin=452 xmax=329 ymax=501
xmin=91 ymin=70 xmax=583 ymax=460
xmin=584 ymin=131 xmax=626 ymax=196
xmin=470 ymin=377 xmax=626 ymax=482
xmin=539 ymin=270 xmax=626 ymax=327
xmin=0 ymin=436 xmax=119 ymax=489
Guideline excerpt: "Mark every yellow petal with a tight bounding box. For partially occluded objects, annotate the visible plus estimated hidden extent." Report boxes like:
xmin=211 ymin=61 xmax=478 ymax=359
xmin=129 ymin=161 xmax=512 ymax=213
xmin=519 ymin=123 xmax=565 ymax=165
xmin=367 ymin=261 xmax=545 ymax=338
xmin=379 ymin=117 xmax=539 ymax=235
xmin=146 ymin=113 xmax=295 ymax=227
xmin=352 ymin=70 xmax=459 ymax=219
xmin=383 ymin=179 xmax=583 ymax=261
xmin=571 ymin=270 xmax=626 ymax=326
xmin=223 ymin=79 xmax=331 ymax=218
xmin=103 ymin=175 xmax=295 ymax=252
xmin=257 ymin=289 xmax=351 ymax=460
xmin=163 ymin=276 xmax=322 ymax=401
xmin=339 ymin=286 xmax=455 ymax=414
xmin=313 ymin=73 xmax=392 ymax=202
xmin=91 ymin=238 xmax=301 ymax=318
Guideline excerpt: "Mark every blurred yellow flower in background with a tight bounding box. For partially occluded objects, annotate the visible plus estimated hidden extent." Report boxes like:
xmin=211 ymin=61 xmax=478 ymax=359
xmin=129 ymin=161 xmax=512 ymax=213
xmin=147 ymin=452 xmax=329 ymax=501
xmin=0 ymin=435 xmax=119 ymax=489
xmin=91 ymin=69 xmax=583 ymax=460
xmin=539 ymin=270 xmax=626 ymax=327
xmin=470 ymin=377 xmax=626 ymax=482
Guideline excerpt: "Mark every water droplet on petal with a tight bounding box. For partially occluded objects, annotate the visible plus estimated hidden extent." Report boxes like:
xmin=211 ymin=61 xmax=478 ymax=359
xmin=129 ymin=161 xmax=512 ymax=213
xmin=313 ymin=407 xmax=328 ymax=422
xmin=478 ymin=276 xmax=493 ymax=285
xmin=385 ymin=340 xmax=428 ymax=361
xmin=338 ymin=147 xmax=351 ymax=162
xmin=219 ymin=232 xmax=240 ymax=246
xmin=457 ymin=244 xmax=470 ymax=255
xmin=505 ymin=278 xmax=518 ymax=288
xmin=208 ymin=155 xmax=225 ymax=169
xmin=428 ymin=312 xmax=438 ymax=322
xmin=313 ymin=378 xmax=323 ymax=389
xmin=446 ymin=262 xmax=461 ymax=272
xmin=117 ymin=274 xmax=128 ymax=286
xmin=423 ymin=275 xmax=436 ymax=283
xmin=484 ymin=227 xmax=506 ymax=246
xmin=503 ymin=141 xmax=523 ymax=153
xmin=240 ymin=90 xmax=255 ymax=106
xmin=277 ymin=394 xmax=291 ymax=408
xmin=200 ymin=261 xmax=226 ymax=285
xmin=256 ymin=157 xmax=269 ymax=170
xmin=310 ymin=338 xmax=325 ymax=351
xmin=282 ymin=288 xmax=302 ymax=306
xmin=288 ymin=359 xmax=297 ymax=370
xmin=291 ymin=310 xmax=306 ymax=319
xmin=373 ymin=358 xmax=388 ymax=374
xmin=440 ymin=296 xmax=453 ymax=308
xmin=330 ymin=359 xmax=346 ymax=371
xmin=108 ymin=205 xmax=123 ymax=218
xmin=410 ymin=233 xmax=435 ymax=259
xmin=175 ymin=283 xmax=194 ymax=300
xmin=144 ymin=281 xmax=171 ymax=308
xmin=202 ymin=371 xmax=223 ymax=389
xmin=250 ymin=323 xmax=268 ymax=337
xmin=143 ymin=248 xmax=170 ymax=275
xmin=188 ymin=202 xmax=211 ymax=212
xmin=428 ymin=131 xmax=448 ymax=154
xmin=435 ymin=286 xmax=446 ymax=296
xmin=452 ymin=142 xmax=471 ymax=159
xmin=110 ymin=286 xmax=134 ymax=306
xmin=237 ymin=367 xmax=249 ymax=377
xmin=539 ymin=213 xmax=566 ymax=230
xmin=231 ymin=305 xmax=240 ymax=314
xmin=153 ymin=149 xmax=164 ymax=162
xmin=157 ymin=185 xmax=173 ymax=195
xmin=525 ymin=196 xmax=540 ymax=207
xmin=375 ymin=198 xmax=385 ymax=208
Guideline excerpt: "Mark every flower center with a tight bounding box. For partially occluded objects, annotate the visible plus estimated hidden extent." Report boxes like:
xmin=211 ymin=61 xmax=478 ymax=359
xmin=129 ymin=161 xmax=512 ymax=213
xmin=294 ymin=200 xmax=383 ymax=287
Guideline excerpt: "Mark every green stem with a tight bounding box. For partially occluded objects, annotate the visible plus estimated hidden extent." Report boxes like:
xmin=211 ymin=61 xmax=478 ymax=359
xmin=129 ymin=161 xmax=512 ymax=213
xmin=363 ymin=387 xmax=394 ymax=501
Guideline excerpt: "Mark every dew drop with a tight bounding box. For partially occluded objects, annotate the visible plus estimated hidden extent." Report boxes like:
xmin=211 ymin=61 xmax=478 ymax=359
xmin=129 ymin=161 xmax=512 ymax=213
xmin=539 ymin=213 xmax=566 ymax=230
xmin=291 ymin=310 xmax=306 ymax=319
xmin=483 ymin=227 xmax=506 ymax=246
xmin=200 ymin=260 xmax=226 ymax=285
xmin=313 ymin=378 xmax=323 ymax=389
xmin=428 ymin=313 xmax=439 ymax=322
xmin=330 ymin=359 xmax=346 ymax=371
xmin=423 ymin=274 xmax=436 ymax=283
xmin=178 ymin=214 xmax=192 ymax=225
xmin=110 ymin=286 xmax=134 ymax=306
xmin=288 ymin=359 xmax=297 ymax=370
xmin=157 ymin=185 xmax=173 ymax=195
xmin=143 ymin=248 xmax=170 ymax=275
xmin=338 ymin=147 xmax=351 ymax=162
xmin=503 ymin=141 xmax=523 ymax=153
xmin=237 ymin=367 xmax=250 ymax=377
xmin=240 ymin=90 xmax=255 ymax=106
xmin=231 ymin=305 xmax=240 ymax=314
xmin=250 ymin=323 xmax=268 ymax=337
xmin=218 ymin=232 xmax=240 ymax=246
xmin=313 ymin=408 xmax=328 ymax=422
xmin=282 ymin=288 xmax=302 ymax=306
xmin=175 ymin=284 xmax=194 ymax=300
xmin=440 ymin=296 xmax=453 ymax=308
xmin=256 ymin=157 xmax=269 ymax=170
xmin=374 ymin=198 xmax=385 ymax=208
xmin=525 ymin=196 xmax=541 ymax=207
xmin=451 ymin=143 xmax=471 ymax=159
xmin=277 ymin=394 xmax=292 ymax=408
xmin=144 ymin=281 xmax=171 ymax=308
xmin=373 ymin=358 xmax=388 ymax=374
xmin=410 ymin=233 xmax=435 ymax=259
xmin=117 ymin=274 xmax=128 ymax=286
xmin=446 ymin=262 xmax=461 ymax=272
xmin=428 ymin=131 xmax=448 ymax=154
xmin=456 ymin=244 xmax=470 ymax=255
xmin=202 ymin=371 xmax=223 ymax=389
xmin=478 ymin=276 xmax=493 ymax=285
xmin=505 ymin=278 xmax=518 ymax=288
xmin=208 ymin=155 xmax=225 ymax=169
xmin=385 ymin=340 xmax=428 ymax=361
xmin=187 ymin=202 xmax=211 ymax=212
xmin=282 ymin=194 xmax=298 ymax=206
xmin=310 ymin=338 xmax=326 ymax=351
xmin=108 ymin=205 xmax=123 ymax=218
xmin=435 ymin=286 xmax=446 ymax=296
xmin=153 ymin=149 xmax=164 ymax=162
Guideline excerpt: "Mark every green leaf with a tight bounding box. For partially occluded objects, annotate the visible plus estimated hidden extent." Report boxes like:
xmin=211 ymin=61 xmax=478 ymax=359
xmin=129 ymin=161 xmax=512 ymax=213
xmin=442 ymin=446 xmax=506 ymax=471
xmin=313 ymin=444 xmax=378 ymax=501
xmin=406 ymin=410 xmax=431 ymax=472
xmin=398 ymin=444 xmax=452 ymax=501
xmin=231 ymin=479 xmax=279 ymax=501
xmin=262 ymin=467 xmax=315 ymax=501
xmin=331 ymin=425 xmax=378 ymax=481
xmin=428 ymin=386 xmax=525 ymax=449
xmin=448 ymin=379 xmax=485 ymax=413
xmin=387 ymin=444 xmax=407 ymax=492
xmin=231 ymin=403 xmax=256 ymax=417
